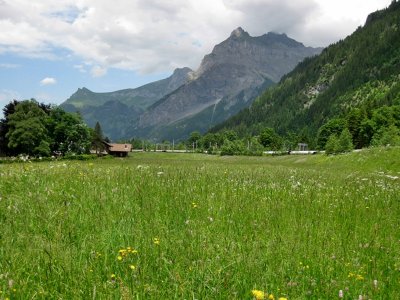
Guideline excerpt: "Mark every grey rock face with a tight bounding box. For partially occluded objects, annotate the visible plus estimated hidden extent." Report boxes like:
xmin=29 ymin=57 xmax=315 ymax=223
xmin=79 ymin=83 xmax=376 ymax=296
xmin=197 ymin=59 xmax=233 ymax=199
xmin=62 ymin=28 xmax=322 ymax=141
xmin=134 ymin=28 xmax=322 ymax=140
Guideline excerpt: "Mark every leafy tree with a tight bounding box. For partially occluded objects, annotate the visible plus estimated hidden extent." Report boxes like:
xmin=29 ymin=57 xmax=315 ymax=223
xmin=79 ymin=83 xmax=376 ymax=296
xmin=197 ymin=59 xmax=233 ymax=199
xmin=371 ymin=125 xmax=400 ymax=146
xmin=6 ymin=100 xmax=49 ymax=155
xmin=317 ymin=118 xmax=346 ymax=150
xmin=220 ymin=139 xmax=246 ymax=156
xmin=48 ymin=107 xmax=91 ymax=155
xmin=34 ymin=140 xmax=51 ymax=157
xmin=187 ymin=131 xmax=202 ymax=148
xmin=200 ymin=133 xmax=223 ymax=151
xmin=258 ymin=127 xmax=281 ymax=150
xmin=0 ymin=100 xmax=19 ymax=156
xmin=223 ymin=130 xmax=239 ymax=142
xmin=346 ymin=108 xmax=366 ymax=148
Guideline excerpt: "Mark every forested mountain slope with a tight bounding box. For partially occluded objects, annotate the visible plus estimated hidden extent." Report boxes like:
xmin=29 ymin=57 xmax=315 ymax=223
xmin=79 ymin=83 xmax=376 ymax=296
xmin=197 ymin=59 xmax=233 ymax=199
xmin=211 ymin=1 xmax=400 ymax=144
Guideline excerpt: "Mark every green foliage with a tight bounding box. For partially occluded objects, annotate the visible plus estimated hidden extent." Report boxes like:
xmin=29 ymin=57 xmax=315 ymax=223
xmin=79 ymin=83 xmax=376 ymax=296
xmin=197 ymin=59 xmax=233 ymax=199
xmin=258 ymin=127 xmax=282 ymax=150
xmin=325 ymin=128 xmax=354 ymax=155
xmin=1 ymin=100 xmax=92 ymax=157
xmin=371 ymin=124 xmax=400 ymax=146
xmin=317 ymin=118 xmax=346 ymax=150
xmin=6 ymin=100 xmax=49 ymax=155
xmin=220 ymin=139 xmax=246 ymax=156
xmin=324 ymin=134 xmax=338 ymax=155
xmin=91 ymin=121 xmax=106 ymax=154
xmin=34 ymin=140 xmax=51 ymax=157
xmin=211 ymin=3 xmax=400 ymax=145
xmin=338 ymin=128 xmax=354 ymax=153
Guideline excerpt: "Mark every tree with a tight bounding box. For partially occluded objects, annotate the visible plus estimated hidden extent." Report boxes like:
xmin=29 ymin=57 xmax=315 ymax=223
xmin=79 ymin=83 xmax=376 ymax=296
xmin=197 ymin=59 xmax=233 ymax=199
xmin=92 ymin=121 xmax=105 ymax=154
xmin=0 ymin=100 xmax=20 ymax=156
xmin=325 ymin=134 xmax=339 ymax=155
xmin=371 ymin=125 xmax=400 ymax=146
xmin=187 ymin=131 xmax=202 ymax=150
xmin=6 ymin=100 xmax=49 ymax=156
xmin=346 ymin=108 xmax=366 ymax=148
xmin=48 ymin=107 xmax=91 ymax=155
xmin=258 ymin=127 xmax=281 ymax=150
xmin=220 ymin=139 xmax=246 ymax=156
xmin=317 ymin=118 xmax=346 ymax=150
xmin=337 ymin=128 xmax=354 ymax=153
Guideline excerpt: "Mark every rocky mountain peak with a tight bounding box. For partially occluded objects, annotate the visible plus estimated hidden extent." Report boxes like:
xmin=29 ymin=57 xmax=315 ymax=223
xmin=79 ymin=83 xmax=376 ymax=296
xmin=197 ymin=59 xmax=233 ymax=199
xmin=230 ymin=27 xmax=250 ymax=39
xmin=260 ymin=32 xmax=304 ymax=48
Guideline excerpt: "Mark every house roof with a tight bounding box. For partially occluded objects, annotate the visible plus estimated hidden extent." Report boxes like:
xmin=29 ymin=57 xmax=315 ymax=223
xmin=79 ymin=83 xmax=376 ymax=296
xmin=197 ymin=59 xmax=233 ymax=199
xmin=105 ymin=143 xmax=132 ymax=153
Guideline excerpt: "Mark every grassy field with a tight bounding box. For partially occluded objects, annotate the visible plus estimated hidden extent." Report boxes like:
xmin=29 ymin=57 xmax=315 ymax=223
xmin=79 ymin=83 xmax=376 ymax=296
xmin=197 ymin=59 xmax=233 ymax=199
xmin=0 ymin=147 xmax=399 ymax=299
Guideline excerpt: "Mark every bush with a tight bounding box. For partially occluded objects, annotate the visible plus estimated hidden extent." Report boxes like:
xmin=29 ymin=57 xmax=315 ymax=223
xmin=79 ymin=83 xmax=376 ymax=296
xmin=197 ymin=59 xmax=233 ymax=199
xmin=220 ymin=139 xmax=246 ymax=156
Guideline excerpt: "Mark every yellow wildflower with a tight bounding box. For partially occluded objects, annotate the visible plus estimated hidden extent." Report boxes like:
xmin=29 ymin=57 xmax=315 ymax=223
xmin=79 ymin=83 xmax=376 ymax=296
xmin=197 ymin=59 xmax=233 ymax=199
xmin=153 ymin=237 xmax=160 ymax=245
xmin=251 ymin=289 xmax=265 ymax=300
xmin=278 ymin=298 xmax=288 ymax=300
xmin=356 ymin=274 xmax=364 ymax=281
xmin=129 ymin=264 xmax=136 ymax=270
xmin=269 ymin=294 xmax=275 ymax=300
xmin=117 ymin=255 xmax=123 ymax=261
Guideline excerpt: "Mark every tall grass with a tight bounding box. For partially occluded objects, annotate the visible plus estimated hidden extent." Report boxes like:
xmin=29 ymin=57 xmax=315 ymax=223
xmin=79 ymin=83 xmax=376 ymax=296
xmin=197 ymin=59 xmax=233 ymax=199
xmin=0 ymin=148 xmax=399 ymax=299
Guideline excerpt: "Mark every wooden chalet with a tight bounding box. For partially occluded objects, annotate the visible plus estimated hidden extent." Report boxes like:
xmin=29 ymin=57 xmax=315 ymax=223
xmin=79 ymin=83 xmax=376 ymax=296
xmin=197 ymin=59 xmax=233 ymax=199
xmin=103 ymin=142 xmax=132 ymax=157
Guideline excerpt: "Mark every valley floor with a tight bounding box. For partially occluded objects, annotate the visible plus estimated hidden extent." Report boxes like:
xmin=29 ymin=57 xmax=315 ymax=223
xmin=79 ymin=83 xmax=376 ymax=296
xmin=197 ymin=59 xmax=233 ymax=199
xmin=0 ymin=147 xmax=399 ymax=299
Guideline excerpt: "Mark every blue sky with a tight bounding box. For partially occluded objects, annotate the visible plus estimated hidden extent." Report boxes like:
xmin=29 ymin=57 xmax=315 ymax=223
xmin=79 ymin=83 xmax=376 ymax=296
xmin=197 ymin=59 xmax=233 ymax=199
xmin=0 ymin=51 xmax=169 ymax=106
xmin=0 ymin=0 xmax=392 ymax=109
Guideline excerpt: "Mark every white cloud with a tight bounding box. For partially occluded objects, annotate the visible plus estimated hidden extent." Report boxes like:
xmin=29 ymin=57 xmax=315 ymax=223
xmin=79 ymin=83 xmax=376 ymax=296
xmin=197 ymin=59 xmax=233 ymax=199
xmin=90 ymin=65 xmax=107 ymax=77
xmin=0 ymin=63 xmax=20 ymax=68
xmin=40 ymin=77 xmax=57 ymax=86
xmin=0 ymin=0 xmax=393 ymax=75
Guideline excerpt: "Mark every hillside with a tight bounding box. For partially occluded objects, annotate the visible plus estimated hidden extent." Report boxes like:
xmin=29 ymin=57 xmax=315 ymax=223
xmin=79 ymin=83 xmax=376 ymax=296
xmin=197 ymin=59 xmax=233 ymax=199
xmin=132 ymin=29 xmax=322 ymax=141
xmin=211 ymin=1 xmax=400 ymax=143
xmin=61 ymin=67 xmax=193 ymax=139
xmin=62 ymin=29 xmax=321 ymax=141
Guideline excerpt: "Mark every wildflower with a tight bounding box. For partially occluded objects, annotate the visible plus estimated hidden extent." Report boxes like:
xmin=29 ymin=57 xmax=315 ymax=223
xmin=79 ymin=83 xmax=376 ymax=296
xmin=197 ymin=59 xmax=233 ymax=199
xmin=117 ymin=255 xmax=123 ymax=261
xmin=278 ymin=298 xmax=288 ymax=300
xmin=356 ymin=274 xmax=364 ymax=281
xmin=129 ymin=265 xmax=136 ymax=270
xmin=251 ymin=289 xmax=265 ymax=299
xmin=373 ymin=279 xmax=378 ymax=288
xmin=339 ymin=290 xmax=343 ymax=298
xmin=110 ymin=274 xmax=116 ymax=281
xmin=153 ymin=237 xmax=160 ymax=245
xmin=268 ymin=294 xmax=275 ymax=300
xmin=192 ymin=202 xmax=198 ymax=208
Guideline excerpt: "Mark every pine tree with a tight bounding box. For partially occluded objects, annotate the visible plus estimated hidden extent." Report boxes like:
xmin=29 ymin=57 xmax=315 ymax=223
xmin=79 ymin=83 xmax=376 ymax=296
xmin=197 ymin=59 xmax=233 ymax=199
xmin=338 ymin=128 xmax=354 ymax=153
xmin=92 ymin=122 xmax=105 ymax=154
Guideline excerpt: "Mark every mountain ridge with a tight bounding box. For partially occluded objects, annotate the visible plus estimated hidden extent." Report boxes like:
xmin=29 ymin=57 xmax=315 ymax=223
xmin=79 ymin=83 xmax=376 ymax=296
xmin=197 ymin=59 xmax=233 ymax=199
xmin=211 ymin=1 xmax=400 ymax=146
xmin=62 ymin=28 xmax=322 ymax=141
xmin=132 ymin=28 xmax=322 ymax=140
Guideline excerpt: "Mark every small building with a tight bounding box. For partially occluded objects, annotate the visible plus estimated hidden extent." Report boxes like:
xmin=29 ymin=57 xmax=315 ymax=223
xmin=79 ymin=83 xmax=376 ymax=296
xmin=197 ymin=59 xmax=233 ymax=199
xmin=298 ymin=143 xmax=308 ymax=151
xmin=103 ymin=142 xmax=132 ymax=157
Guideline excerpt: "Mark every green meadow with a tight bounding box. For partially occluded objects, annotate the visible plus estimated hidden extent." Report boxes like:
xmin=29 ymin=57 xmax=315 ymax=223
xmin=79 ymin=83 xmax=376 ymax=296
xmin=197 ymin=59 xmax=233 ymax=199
xmin=0 ymin=148 xmax=399 ymax=299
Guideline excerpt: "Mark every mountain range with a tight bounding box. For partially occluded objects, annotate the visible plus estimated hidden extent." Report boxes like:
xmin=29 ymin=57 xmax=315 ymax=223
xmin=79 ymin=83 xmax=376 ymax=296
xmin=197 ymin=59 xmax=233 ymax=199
xmin=62 ymin=28 xmax=322 ymax=141
xmin=211 ymin=1 xmax=400 ymax=144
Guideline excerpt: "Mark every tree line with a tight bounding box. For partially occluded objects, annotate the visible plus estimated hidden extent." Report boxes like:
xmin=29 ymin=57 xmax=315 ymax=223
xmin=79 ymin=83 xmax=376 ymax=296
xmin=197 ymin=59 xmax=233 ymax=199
xmin=0 ymin=99 xmax=100 ymax=157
